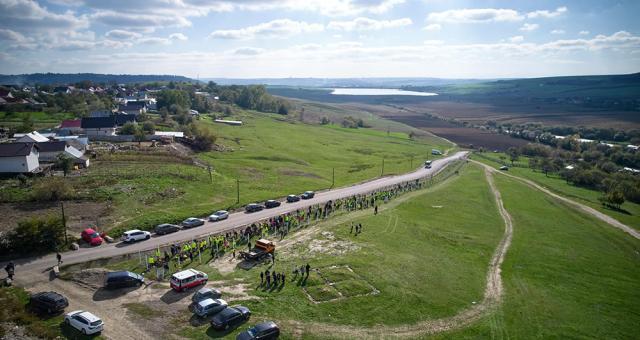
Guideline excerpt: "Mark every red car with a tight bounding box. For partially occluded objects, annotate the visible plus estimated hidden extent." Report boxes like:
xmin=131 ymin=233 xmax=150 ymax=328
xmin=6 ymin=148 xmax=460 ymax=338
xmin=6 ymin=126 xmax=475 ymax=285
xmin=81 ymin=228 xmax=103 ymax=246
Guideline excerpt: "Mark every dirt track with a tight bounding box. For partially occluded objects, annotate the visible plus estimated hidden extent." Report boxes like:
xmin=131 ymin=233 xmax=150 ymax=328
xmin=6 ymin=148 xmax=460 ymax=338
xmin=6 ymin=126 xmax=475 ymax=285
xmin=472 ymin=160 xmax=640 ymax=240
xmin=280 ymin=168 xmax=515 ymax=338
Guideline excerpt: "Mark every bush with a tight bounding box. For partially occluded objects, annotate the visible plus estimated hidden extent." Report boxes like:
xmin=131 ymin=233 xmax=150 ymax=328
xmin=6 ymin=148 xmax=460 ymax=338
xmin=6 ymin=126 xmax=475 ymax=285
xmin=142 ymin=121 xmax=155 ymax=133
xmin=120 ymin=121 xmax=139 ymax=135
xmin=30 ymin=178 xmax=73 ymax=201
xmin=0 ymin=215 xmax=65 ymax=255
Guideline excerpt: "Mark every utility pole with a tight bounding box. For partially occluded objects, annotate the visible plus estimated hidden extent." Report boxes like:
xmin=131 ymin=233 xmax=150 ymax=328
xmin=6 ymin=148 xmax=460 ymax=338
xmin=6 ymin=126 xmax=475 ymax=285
xmin=207 ymin=164 xmax=212 ymax=183
xmin=410 ymin=156 xmax=414 ymax=169
xmin=331 ymin=167 xmax=335 ymax=188
xmin=381 ymin=157 xmax=385 ymax=176
xmin=236 ymin=178 xmax=240 ymax=204
xmin=60 ymin=201 xmax=68 ymax=245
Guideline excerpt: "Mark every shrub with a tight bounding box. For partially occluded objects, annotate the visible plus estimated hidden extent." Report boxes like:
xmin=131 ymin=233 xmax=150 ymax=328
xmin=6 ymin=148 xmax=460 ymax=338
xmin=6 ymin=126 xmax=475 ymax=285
xmin=30 ymin=178 xmax=73 ymax=201
xmin=0 ymin=215 xmax=65 ymax=255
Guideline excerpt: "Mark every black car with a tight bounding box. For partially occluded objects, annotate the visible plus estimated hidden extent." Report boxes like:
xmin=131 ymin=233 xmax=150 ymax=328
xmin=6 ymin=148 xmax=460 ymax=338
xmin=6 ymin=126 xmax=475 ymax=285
xmin=245 ymin=203 xmax=264 ymax=213
xmin=29 ymin=291 xmax=69 ymax=314
xmin=210 ymin=305 xmax=251 ymax=331
xmin=301 ymin=191 xmax=315 ymax=199
xmin=236 ymin=321 xmax=280 ymax=340
xmin=104 ymin=271 xmax=144 ymax=289
xmin=286 ymin=195 xmax=300 ymax=203
xmin=155 ymin=223 xmax=181 ymax=235
xmin=264 ymin=200 xmax=281 ymax=209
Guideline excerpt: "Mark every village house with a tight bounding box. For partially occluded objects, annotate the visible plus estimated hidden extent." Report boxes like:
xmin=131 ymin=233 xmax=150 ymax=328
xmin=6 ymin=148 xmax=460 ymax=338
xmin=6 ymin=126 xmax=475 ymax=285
xmin=36 ymin=141 xmax=89 ymax=168
xmin=15 ymin=131 xmax=50 ymax=143
xmin=118 ymin=100 xmax=147 ymax=115
xmin=81 ymin=117 xmax=117 ymax=136
xmin=59 ymin=119 xmax=83 ymax=135
xmin=0 ymin=142 xmax=40 ymax=173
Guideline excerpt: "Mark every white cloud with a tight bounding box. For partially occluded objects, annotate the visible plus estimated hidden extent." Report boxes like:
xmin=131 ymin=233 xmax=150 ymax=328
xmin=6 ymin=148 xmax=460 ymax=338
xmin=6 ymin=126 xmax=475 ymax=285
xmin=105 ymin=29 xmax=142 ymax=40
xmin=423 ymin=23 xmax=441 ymax=31
xmin=427 ymin=8 xmax=523 ymax=23
xmin=136 ymin=37 xmax=171 ymax=45
xmin=327 ymin=17 xmax=412 ymax=31
xmin=169 ymin=33 xmax=188 ymax=41
xmin=509 ymin=35 xmax=524 ymax=43
xmin=209 ymin=19 xmax=323 ymax=39
xmin=0 ymin=0 xmax=89 ymax=32
xmin=527 ymin=6 xmax=567 ymax=19
xmin=520 ymin=23 xmax=539 ymax=32
xmin=579 ymin=30 xmax=590 ymax=35
xmin=0 ymin=28 xmax=28 ymax=42
xmin=90 ymin=11 xmax=191 ymax=31
xmin=551 ymin=29 xmax=565 ymax=35
xmin=233 ymin=47 xmax=265 ymax=55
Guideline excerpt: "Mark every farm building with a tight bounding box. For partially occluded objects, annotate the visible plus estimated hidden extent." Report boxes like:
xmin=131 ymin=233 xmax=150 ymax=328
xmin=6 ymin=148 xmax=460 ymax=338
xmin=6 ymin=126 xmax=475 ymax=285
xmin=0 ymin=142 xmax=40 ymax=173
xmin=59 ymin=119 xmax=83 ymax=135
xmin=81 ymin=117 xmax=117 ymax=136
xmin=15 ymin=131 xmax=50 ymax=143
xmin=36 ymin=141 xmax=89 ymax=168
xmin=118 ymin=100 xmax=147 ymax=115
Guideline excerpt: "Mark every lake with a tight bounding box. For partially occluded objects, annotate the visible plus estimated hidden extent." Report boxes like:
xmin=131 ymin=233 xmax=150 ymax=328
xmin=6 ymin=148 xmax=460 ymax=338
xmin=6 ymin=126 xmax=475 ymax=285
xmin=331 ymin=88 xmax=438 ymax=96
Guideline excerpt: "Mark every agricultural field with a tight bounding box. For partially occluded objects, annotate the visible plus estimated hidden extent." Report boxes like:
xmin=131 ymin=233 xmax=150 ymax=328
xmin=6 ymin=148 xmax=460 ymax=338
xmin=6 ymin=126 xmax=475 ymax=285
xmin=471 ymin=152 xmax=640 ymax=230
xmin=0 ymin=111 xmax=75 ymax=130
xmin=0 ymin=109 xmax=451 ymax=235
xmin=55 ymin=163 xmax=505 ymax=339
xmin=435 ymin=172 xmax=640 ymax=339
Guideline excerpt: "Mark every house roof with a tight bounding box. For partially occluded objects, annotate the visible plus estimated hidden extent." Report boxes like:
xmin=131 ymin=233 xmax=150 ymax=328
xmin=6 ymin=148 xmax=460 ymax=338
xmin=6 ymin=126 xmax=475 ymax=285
xmin=115 ymin=114 xmax=136 ymax=126
xmin=36 ymin=141 xmax=67 ymax=152
xmin=119 ymin=101 xmax=146 ymax=110
xmin=60 ymin=119 xmax=82 ymax=128
xmin=81 ymin=117 xmax=116 ymax=129
xmin=18 ymin=131 xmax=50 ymax=142
xmin=0 ymin=142 xmax=38 ymax=157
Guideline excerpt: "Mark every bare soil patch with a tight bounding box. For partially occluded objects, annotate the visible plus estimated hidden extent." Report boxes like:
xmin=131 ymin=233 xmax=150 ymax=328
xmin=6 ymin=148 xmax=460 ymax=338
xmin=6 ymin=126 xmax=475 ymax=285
xmin=0 ymin=200 xmax=111 ymax=233
xmin=279 ymin=168 xmax=323 ymax=179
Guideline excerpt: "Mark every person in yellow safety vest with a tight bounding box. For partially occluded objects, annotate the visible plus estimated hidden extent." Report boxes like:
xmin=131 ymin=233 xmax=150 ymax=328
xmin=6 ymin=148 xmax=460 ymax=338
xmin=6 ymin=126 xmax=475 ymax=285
xmin=183 ymin=243 xmax=189 ymax=253
xmin=191 ymin=240 xmax=196 ymax=249
xmin=148 ymin=256 xmax=155 ymax=268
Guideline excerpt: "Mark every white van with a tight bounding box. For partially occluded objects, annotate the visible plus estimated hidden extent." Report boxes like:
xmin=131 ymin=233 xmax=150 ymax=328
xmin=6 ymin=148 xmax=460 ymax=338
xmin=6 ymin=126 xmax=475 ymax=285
xmin=170 ymin=269 xmax=208 ymax=292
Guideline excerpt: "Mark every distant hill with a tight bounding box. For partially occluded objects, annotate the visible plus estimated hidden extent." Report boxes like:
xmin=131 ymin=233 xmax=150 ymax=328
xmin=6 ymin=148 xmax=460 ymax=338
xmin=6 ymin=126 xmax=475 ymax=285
xmin=0 ymin=73 xmax=194 ymax=85
xmin=205 ymin=77 xmax=492 ymax=88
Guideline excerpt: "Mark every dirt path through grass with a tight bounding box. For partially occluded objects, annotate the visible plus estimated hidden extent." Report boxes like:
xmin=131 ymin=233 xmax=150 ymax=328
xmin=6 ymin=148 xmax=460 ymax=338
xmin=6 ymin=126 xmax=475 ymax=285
xmin=281 ymin=167 xmax=514 ymax=338
xmin=472 ymin=160 xmax=640 ymax=240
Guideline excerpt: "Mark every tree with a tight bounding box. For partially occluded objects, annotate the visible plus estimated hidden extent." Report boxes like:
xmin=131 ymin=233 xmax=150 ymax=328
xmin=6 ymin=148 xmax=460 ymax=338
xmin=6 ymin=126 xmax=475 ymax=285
xmin=602 ymin=190 xmax=625 ymax=209
xmin=120 ymin=121 xmax=138 ymax=135
xmin=134 ymin=128 xmax=146 ymax=145
xmin=277 ymin=103 xmax=289 ymax=115
xmin=506 ymin=147 xmax=519 ymax=165
xmin=191 ymin=125 xmax=217 ymax=151
xmin=19 ymin=113 xmax=34 ymax=132
xmin=2 ymin=216 xmax=65 ymax=255
xmin=56 ymin=154 xmax=74 ymax=177
xmin=142 ymin=121 xmax=155 ymax=133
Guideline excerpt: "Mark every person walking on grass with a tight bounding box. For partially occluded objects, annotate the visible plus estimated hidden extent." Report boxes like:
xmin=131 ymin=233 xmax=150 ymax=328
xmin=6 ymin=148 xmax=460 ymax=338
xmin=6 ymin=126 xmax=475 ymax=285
xmin=282 ymin=273 xmax=286 ymax=286
xmin=374 ymin=205 xmax=378 ymax=215
xmin=350 ymin=222 xmax=354 ymax=234
xmin=265 ymin=270 xmax=271 ymax=287
xmin=305 ymin=263 xmax=311 ymax=277
xmin=56 ymin=252 xmax=62 ymax=265
xmin=260 ymin=271 xmax=264 ymax=285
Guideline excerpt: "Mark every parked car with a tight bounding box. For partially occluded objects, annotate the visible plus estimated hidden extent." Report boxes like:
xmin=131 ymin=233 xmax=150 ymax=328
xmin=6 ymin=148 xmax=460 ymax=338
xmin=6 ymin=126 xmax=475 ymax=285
xmin=499 ymin=166 xmax=509 ymax=171
xmin=237 ymin=321 xmax=280 ymax=340
xmin=210 ymin=305 xmax=251 ymax=330
xmin=192 ymin=287 xmax=222 ymax=303
xmin=80 ymin=228 xmax=103 ymax=246
xmin=29 ymin=291 xmax=68 ymax=314
xmin=155 ymin=223 xmax=181 ymax=235
xmin=64 ymin=310 xmax=103 ymax=335
xmin=182 ymin=217 xmax=205 ymax=228
xmin=245 ymin=203 xmax=264 ymax=213
xmin=104 ymin=271 xmax=144 ymax=289
xmin=170 ymin=269 xmax=208 ymax=292
xmin=209 ymin=210 xmax=229 ymax=222
xmin=264 ymin=200 xmax=281 ymax=209
xmin=121 ymin=229 xmax=151 ymax=243
xmin=301 ymin=191 xmax=315 ymax=199
xmin=194 ymin=298 xmax=227 ymax=317
xmin=286 ymin=194 xmax=300 ymax=203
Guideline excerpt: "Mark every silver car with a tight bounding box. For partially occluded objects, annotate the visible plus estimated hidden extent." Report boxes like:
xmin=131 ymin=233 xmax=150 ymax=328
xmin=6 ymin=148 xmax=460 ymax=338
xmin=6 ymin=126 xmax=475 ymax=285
xmin=181 ymin=218 xmax=205 ymax=228
xmin=208 ymin=210 xmax=229 ymax=222
xmin=194 ymin=298 xmax=227 ymax=317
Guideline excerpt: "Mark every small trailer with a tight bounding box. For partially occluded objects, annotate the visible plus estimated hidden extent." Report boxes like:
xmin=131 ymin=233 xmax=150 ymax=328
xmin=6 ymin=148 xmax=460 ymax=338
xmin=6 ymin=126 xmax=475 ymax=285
xmin=240 ymin=239 xmax=275 ymax=261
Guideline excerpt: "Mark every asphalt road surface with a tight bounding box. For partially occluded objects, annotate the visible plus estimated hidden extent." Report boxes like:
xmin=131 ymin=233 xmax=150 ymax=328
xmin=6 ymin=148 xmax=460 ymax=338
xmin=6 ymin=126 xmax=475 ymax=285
xmin=8 ymin=151 xmax=467 ymax=282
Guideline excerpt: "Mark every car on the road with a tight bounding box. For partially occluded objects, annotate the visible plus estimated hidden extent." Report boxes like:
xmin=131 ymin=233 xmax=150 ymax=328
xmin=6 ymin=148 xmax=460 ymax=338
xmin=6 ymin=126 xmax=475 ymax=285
xmin=80 ymin=228 xmax=103 ymax=246
xmin=64 ymin=310 xmax=103 ymax=335
xmin=210 ymin=305 xmax=251 ymax=330
xmin=194 ymin=298 xmax=227 ymax=317
xmin=29 ymin=291 xmax=68 ymax=314
xmin=424 ymin=160 xmax=432 ymax=169
xmin=182 ymin=217 xmax=205 ymax=228
xmin=155 ymin=223 xmax=181 ymax=235
xmin=236 ymin=321 xmax=280 ymax=340
xmin=209 ymin=210 xmax=229 ymax=222
xmin=121 ymin=229 xmax=151 ymax=243
xmin=245 ymin=203 xmax=264 ymax=213
xmin=286 ymin=194 xmax=300 ymax=203
xmin=301 ymin=191 xmax=315 ymax=199
xmin=170 ymin=269 xmax=208 ymax=292
xmin=104 ymin=271 xmax=144 ymax=289
xmin=264 ymin=200 xmax=281 ymax=209
xmin=499 ymin=166 xmax=509 ymax=171
xmin=192 ymin=287 xmax=222 ymax=304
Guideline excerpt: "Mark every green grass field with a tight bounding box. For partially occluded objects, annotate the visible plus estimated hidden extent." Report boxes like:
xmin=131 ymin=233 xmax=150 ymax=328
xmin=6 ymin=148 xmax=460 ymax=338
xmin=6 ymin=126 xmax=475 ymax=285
xmin=0 ymin=111 xmax=75 ymax=130
xmin=436 ymin=172 xmax=640 ymax=339
xmin=471 ymin=153 xmax=640 ymax=230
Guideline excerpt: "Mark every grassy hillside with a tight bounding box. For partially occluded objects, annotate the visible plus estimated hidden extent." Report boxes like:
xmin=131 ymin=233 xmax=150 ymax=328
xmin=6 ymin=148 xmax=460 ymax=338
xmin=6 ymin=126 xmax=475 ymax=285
xmin=436 ymin=173 xmax=640 ymax=339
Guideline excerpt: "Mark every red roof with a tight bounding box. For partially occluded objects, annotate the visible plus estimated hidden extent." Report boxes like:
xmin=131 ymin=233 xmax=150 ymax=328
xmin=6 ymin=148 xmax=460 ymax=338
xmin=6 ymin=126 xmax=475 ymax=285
xmin=60 ymin=119 xmax=82 ymax=128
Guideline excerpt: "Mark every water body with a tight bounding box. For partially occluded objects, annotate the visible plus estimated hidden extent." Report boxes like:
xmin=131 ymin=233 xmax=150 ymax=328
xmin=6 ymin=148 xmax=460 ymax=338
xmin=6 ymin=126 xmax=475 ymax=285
xmin=331 ymin=88 xmax=438 ymax=96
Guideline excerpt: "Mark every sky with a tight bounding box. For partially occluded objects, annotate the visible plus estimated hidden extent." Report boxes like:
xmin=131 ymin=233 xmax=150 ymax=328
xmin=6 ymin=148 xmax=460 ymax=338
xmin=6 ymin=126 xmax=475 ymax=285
xmin=0 ymin=0 xmax=639 ymax=79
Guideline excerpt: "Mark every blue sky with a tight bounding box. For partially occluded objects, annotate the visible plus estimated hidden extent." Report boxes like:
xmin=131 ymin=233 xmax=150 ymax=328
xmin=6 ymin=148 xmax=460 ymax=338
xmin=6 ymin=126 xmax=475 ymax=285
xmin=0 ymin=0 xmax=638 ymax=78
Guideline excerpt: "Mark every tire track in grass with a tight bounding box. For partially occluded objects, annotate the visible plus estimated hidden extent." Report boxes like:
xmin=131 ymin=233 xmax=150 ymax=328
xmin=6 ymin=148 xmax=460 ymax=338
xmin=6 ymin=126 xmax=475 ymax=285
xmin=281 ymin=167 xmax=515 ymax=338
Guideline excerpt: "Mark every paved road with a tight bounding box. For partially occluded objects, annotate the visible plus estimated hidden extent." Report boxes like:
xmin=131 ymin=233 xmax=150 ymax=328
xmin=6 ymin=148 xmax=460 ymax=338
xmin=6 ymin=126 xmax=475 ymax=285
xmin=8 ymin=151 xmax=467 ymax=282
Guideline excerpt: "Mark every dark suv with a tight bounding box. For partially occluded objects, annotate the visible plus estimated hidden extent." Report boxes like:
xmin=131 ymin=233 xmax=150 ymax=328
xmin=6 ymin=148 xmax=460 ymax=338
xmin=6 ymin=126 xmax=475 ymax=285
xmin=155 ymin=223 xmax=181 ymax=235
xmin=301 ymin=191 xmax=315 ymax=199
xmin=245 ymin=203 xmax=264 ymax=213
xmin=237 ymin=321 xmax=280 ymax=340
xmin=29 ymin=291 xmax=69 ymax=314
xmin=104 ymin=271 xmax=144 ymax=289
xmin=264 ymin=200 xmax=281 ymax=209
xmin=210 ymin=305 xmax=251 ymax=330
